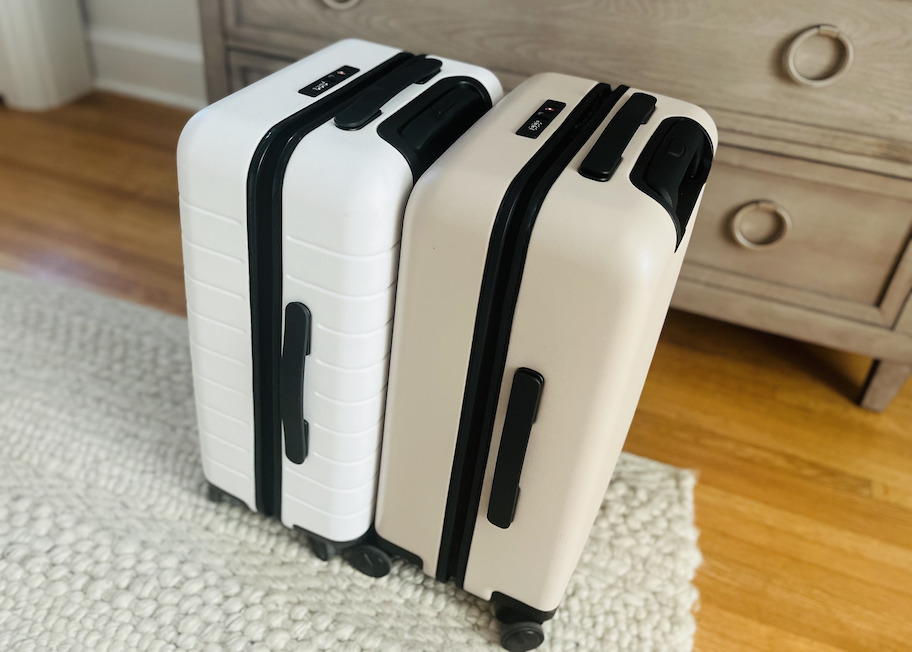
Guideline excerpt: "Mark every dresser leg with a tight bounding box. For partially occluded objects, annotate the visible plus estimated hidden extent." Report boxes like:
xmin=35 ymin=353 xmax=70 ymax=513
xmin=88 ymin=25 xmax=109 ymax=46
xmin=859 ymin=359 xmax=912 ymax=412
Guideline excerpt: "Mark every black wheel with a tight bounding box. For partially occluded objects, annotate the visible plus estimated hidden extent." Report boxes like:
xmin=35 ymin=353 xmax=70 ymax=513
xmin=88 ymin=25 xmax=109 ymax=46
xmin=309 ymin=537 xmax=337 ymax=562
xmin=499 ymin=621 xmax=544 ymax=652
xmin=342 ymin=544 xmax=391 ymax=578
xmin=206 ymin=483 xmax=226 ymax=504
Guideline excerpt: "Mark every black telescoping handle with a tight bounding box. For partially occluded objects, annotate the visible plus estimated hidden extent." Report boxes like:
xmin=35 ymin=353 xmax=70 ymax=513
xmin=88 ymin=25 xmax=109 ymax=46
xmin=377 ymin=76 xmax=492 ymax=180
xmin=280 ymin=302 xmax=312 ymax=464
xmin=630 ymin=116 xmax=715 ymax=247
xmin=333 ymin=56 xmax=443 ymax=131
xmin=640 ymin=119 xmax=712 ymax=216
xmin=398 ymin=83 xmax=489 ymax=161
xmin=487 ymin=368 xmax=545 ymax=529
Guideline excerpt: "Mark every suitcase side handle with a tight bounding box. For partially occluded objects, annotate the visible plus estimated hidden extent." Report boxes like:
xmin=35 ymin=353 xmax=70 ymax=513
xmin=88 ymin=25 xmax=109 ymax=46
xmin=333 ymin=56 xmax=442 ymax=130
xmin=280 ymin=302 xmax=312 ymax=464
xmin=486 ymin=368 xmax=545 ymax=529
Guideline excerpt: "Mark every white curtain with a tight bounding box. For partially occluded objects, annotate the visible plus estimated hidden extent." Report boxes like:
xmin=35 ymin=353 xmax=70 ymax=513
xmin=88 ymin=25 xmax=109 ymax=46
xmin=0 ymin=0 xmax=92 ymax=110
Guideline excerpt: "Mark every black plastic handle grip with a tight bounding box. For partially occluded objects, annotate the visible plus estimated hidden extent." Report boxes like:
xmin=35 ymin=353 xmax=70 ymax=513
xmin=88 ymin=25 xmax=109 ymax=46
xmin=280 ymin=302 xmax=312 ymax=464
xmin=377 ymin=77 xmax=491 ymax=180
xmin=334 ymin=56 xmax=443 ymax=130
xmin=630 ymin=117 xmax=714 ymax=248
xmin=643 ymin=120 xmax=711 ymax=214
xmin=399 ymin=84 xmax=487 ymax=158
xmin=578 ymin=92 xmax=656 ymax=182
xmin=487 ymin=368 xmax=545 ymax=529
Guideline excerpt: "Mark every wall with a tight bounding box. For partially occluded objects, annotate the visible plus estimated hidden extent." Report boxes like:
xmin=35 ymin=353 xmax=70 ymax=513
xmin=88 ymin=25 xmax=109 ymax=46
xmin=82 ymin=0 xmax=207 ymax=110
xmin=0 ymin=27 xmax=9 ymax=99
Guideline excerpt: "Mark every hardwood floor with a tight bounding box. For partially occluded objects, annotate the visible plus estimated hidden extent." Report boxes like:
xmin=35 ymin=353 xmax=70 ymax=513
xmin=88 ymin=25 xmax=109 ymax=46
xmin=1 ymin=92 xmax=910 ymax=651
xmin=0 ymin=93 xmax=187 ymax=314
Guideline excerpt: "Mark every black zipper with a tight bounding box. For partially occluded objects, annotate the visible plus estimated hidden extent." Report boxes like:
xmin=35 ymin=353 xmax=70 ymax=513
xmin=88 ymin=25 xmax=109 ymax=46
xmin=435 ymin=83 xmax=629 ymax=584
xmin=246 ymin=51 xmax=414 ymax=517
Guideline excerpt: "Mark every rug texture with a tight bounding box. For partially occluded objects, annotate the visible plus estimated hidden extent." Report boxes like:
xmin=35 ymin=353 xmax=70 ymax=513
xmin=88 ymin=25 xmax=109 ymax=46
xmin=0 ymin=271 xmax=701 ymax=651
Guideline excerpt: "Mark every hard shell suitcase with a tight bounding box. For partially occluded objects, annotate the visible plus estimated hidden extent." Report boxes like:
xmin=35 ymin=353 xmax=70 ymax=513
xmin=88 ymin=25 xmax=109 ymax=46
xmin=374 ymin=73 xmax=716 ymax=648
xmin=177 ymin=39 xmax=502 ymax=569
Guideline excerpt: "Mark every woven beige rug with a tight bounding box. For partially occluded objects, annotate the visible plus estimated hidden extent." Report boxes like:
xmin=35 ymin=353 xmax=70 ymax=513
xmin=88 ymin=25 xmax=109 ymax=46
xmin=0 ymin=271 xmax=701 ymax=651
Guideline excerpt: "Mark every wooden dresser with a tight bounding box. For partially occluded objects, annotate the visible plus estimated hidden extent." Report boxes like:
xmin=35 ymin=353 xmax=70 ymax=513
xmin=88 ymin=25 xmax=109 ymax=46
xmin=198 ymin=0 xmax=912 ymax=410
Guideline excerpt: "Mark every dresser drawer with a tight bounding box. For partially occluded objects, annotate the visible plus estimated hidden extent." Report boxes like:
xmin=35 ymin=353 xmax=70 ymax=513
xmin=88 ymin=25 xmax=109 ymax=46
xmin=222 ymin=0 xmax=912 ymax=163
xmin=226 ymin=50 xmax=295 ymax=92
xmin=684 ymin=147 xmax=912 ymax=325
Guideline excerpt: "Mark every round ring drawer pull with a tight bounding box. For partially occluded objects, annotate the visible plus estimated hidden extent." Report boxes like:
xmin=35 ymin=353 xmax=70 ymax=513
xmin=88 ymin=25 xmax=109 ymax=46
xmin=730 ymin=200 xmax=792 ymax=250
xmin=784 ymin=24 xmax=854 ymax=88
xmin=321 ymin=0 xmax=361 ymax=9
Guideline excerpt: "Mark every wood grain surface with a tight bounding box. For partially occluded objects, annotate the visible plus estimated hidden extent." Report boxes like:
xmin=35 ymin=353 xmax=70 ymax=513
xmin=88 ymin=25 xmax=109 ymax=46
xmin=690 ymin=149 xmax=912 ymax=309
xmin=1 ymin=92 xmax=910 ymax=651
xmin=199 ymin=0 xmax=912 ymax=409
xmin=215 ymin=0 xmax=912 ymax=166
xmin=0 ymin=93 xmax=187 ymax=314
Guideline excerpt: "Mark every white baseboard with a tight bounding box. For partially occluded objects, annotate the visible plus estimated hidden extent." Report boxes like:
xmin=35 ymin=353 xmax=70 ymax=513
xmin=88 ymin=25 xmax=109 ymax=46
xmin=87 ymin=25 xmax=207 ymax=111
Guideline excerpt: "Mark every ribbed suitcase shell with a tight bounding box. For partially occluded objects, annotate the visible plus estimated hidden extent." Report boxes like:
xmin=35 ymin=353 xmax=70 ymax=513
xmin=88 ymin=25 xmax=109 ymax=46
xmin=178 ymin=39 xmax=501 ymax=544
xmin=375 ymin=73 xmax=716 ymax=616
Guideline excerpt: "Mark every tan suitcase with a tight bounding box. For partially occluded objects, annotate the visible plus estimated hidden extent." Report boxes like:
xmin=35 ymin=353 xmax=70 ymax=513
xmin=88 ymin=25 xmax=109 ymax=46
xmin=373 ymin=72 xmax=716 ymax=650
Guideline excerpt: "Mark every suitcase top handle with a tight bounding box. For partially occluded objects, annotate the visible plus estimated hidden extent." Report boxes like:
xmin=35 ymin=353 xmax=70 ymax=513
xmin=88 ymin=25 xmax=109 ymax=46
xmin=578 ymin=92 xmax=657 ymax=182
xmin=333 ymin=56 xmax=442 ymax=130
xmin=577 ymin=91 xmax=715 ymax=250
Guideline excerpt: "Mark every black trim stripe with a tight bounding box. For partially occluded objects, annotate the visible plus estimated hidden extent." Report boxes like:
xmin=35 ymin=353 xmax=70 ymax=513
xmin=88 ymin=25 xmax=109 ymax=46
xmin=435 ymin=83 xmax=629 ymax=584
xmin=246 ymin=51 xmax=413 ymax=517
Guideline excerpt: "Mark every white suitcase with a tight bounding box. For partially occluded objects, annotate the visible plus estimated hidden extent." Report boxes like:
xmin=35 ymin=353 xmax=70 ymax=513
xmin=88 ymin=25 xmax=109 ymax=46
xmin=374 ymin=73 xmax=716 ymax=648
xmin=177 ymin=39 xmax=501 ymax=569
